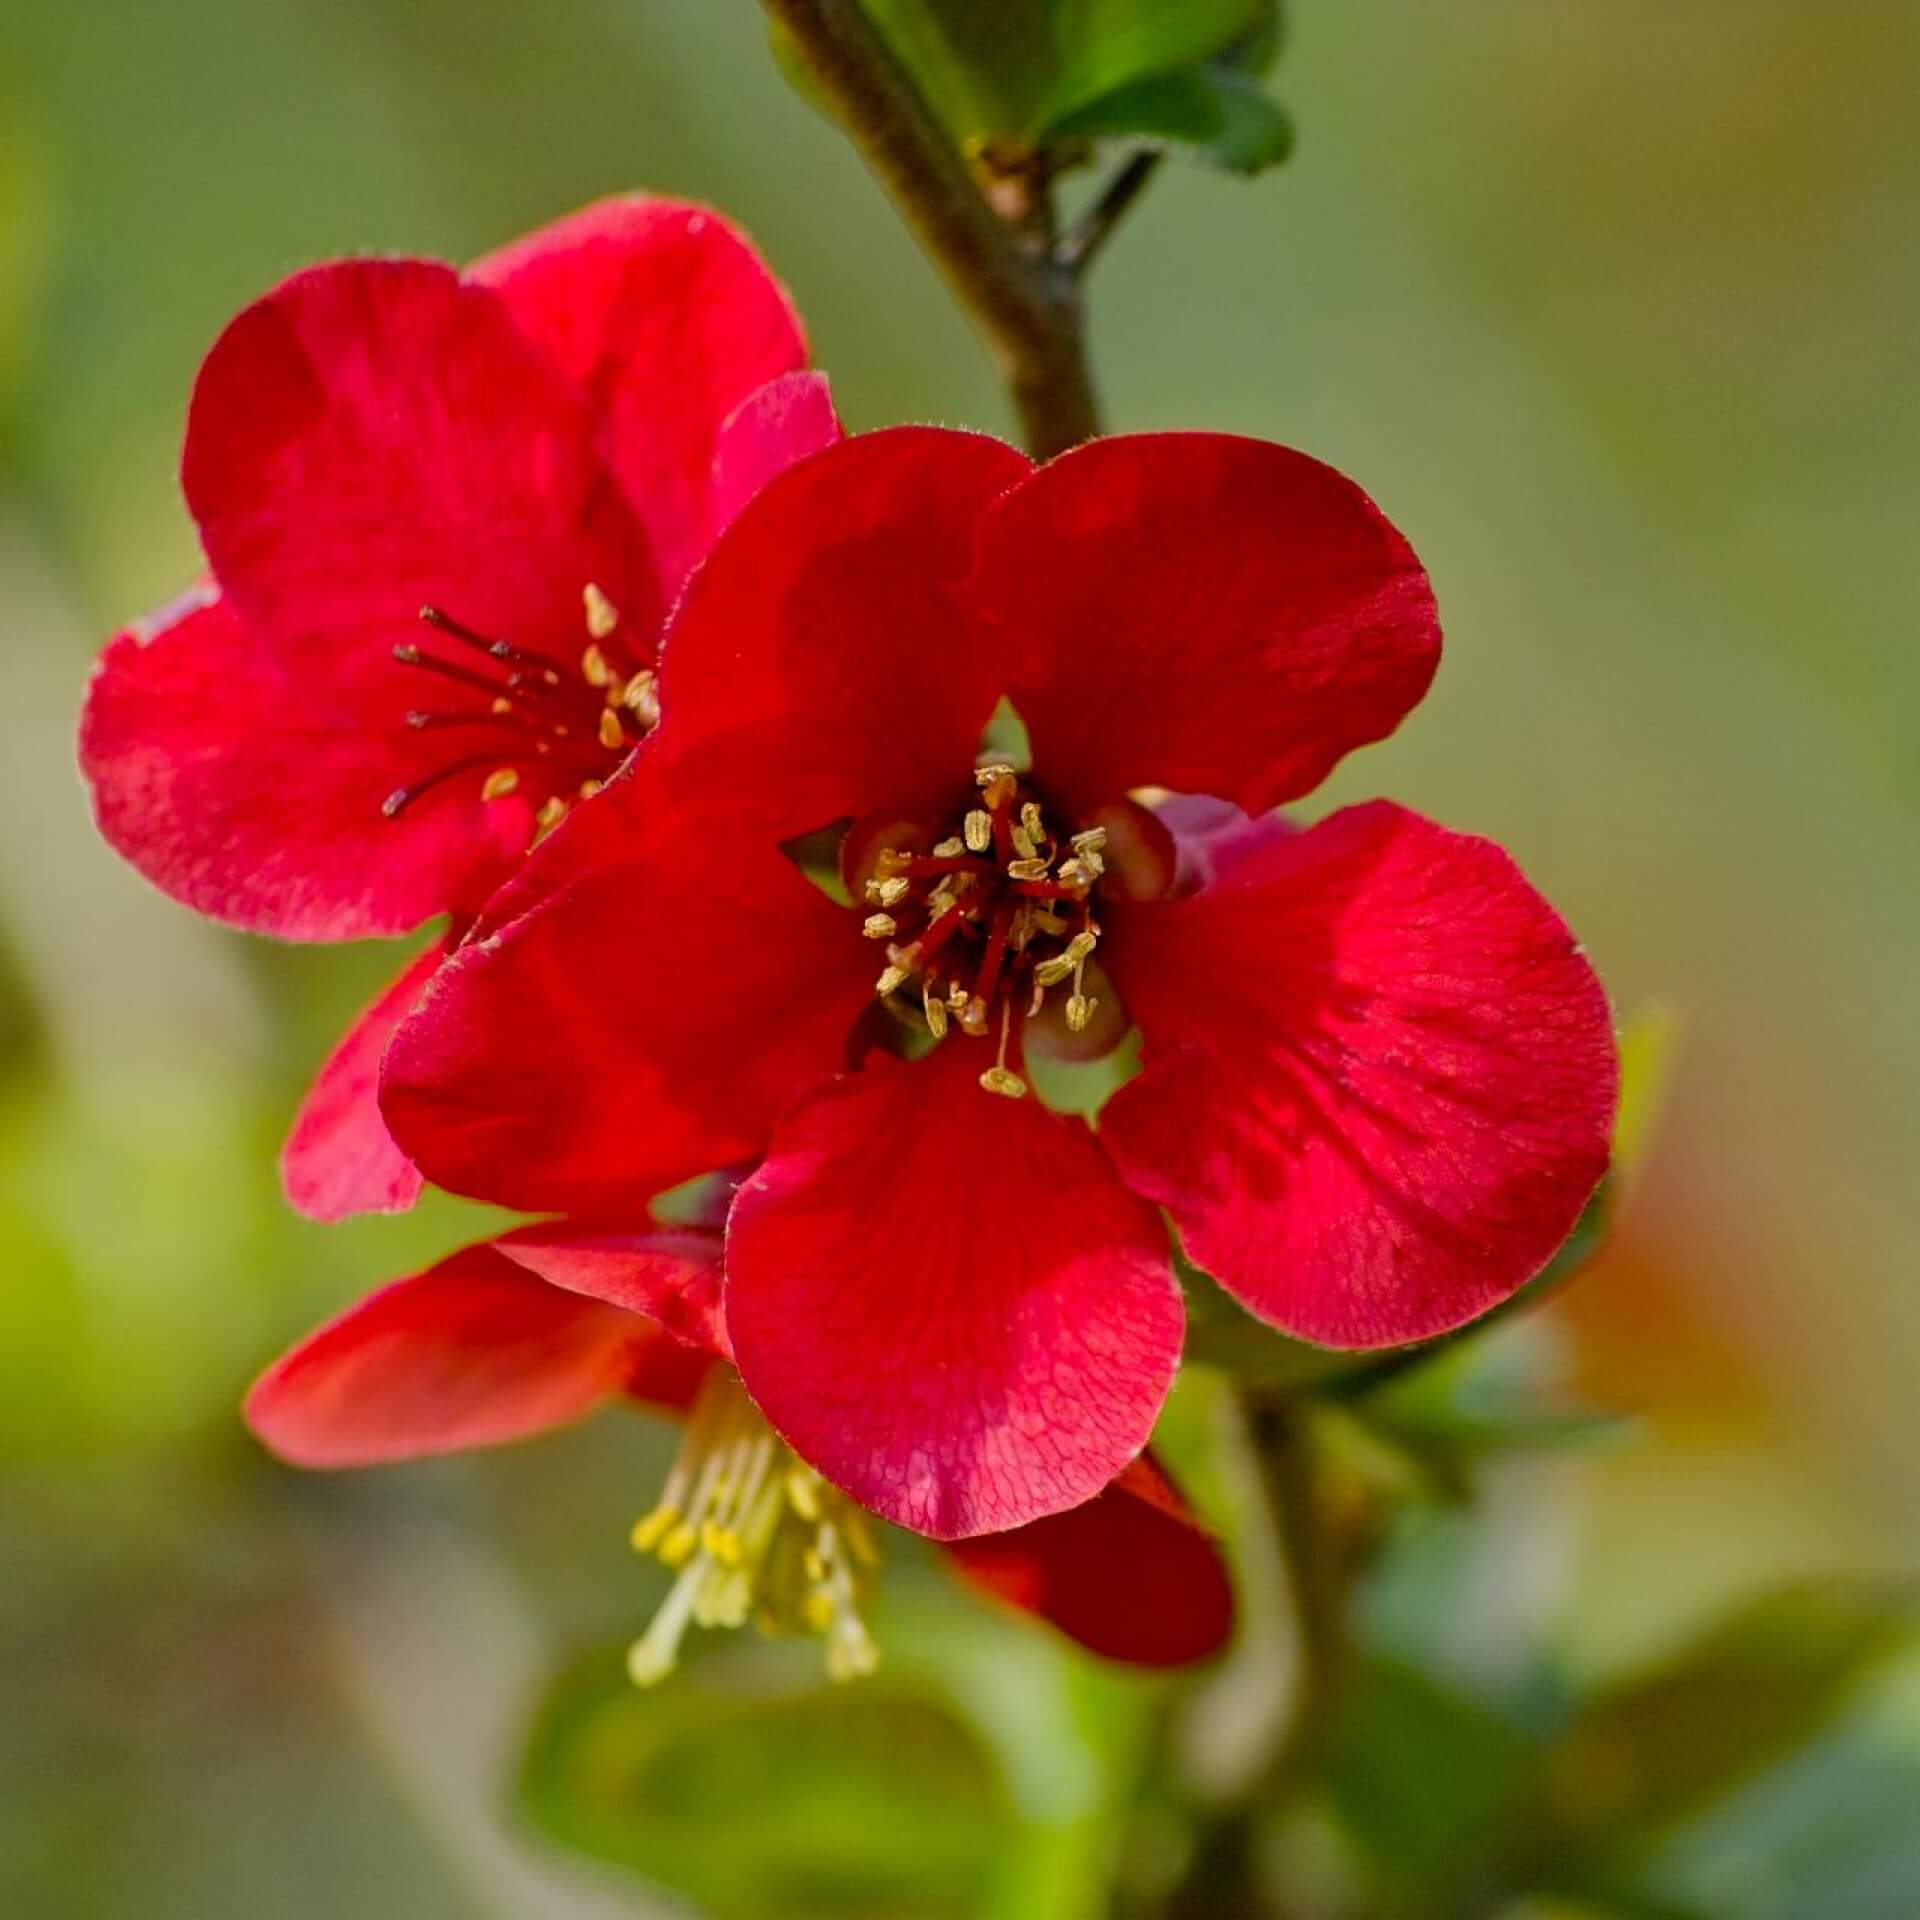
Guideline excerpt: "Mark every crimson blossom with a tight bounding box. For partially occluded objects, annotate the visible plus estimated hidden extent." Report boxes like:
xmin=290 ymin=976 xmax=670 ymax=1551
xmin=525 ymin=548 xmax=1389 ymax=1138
xmin=380 ymin=427 xmax=1620 ymax=1547
xmin=244 ymin=1203 xmax=1233 ymax=1682
xmin=79 ymin=196 xmax=836 ymax=1222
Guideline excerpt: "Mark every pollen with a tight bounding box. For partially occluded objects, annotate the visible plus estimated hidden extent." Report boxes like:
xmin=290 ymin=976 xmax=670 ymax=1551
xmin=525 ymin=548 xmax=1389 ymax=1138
xmin=627 ymin=1370 xmax=880 ymax=1688
xmin=862 ymin=913 xmax=898 ymax=939
xmin=480 ymin=768 xmax=520 ymax=802
xmin=581 ymin=642 xmax=614 ymax=688
xmin=963 ymin=809 xmax=993 ymax=853
xmin=583 ymin=582 xmax=620 ymax=640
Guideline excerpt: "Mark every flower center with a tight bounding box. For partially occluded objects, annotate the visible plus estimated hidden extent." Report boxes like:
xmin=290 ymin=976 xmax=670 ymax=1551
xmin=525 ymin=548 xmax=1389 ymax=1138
xmin=380 ymin=583 xmax=658 ymax=829
xmin=861 ymin=763 xmax=1107 ymax=1101
xmin=626 ymin=1369 xmax=881 ymax=1687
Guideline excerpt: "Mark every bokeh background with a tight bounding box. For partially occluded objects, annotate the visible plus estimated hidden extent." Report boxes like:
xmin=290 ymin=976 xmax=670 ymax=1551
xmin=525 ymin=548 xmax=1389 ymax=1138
xmin=3 ymin=3 xmax=1916 ymax=1915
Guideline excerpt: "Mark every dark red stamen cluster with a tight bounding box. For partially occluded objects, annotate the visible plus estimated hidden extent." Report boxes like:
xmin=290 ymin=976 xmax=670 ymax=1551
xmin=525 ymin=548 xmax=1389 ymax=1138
xmin=863 ymin=763 xmax=1107 ymax=1098
xmin=381 ymin=592 xmax=658 ymax=823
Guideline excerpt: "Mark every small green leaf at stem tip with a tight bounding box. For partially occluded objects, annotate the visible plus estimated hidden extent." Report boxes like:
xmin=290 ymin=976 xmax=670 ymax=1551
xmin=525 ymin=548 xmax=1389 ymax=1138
xmin=780 ymin=0 xmax=1271 ymax=148
xmin=1046 ymin=65 xmax=1294 ymax=175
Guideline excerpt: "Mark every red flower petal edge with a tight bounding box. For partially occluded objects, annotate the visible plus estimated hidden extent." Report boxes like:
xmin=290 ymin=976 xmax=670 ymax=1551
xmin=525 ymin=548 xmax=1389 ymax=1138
xmin=944 ymin=1454 xmax=1233 ymax=1667
xmin=723 ymin=1043 xmax=1185 ymax=1538
xmin=1099 ymin=802 xmax=1618 ymax=1348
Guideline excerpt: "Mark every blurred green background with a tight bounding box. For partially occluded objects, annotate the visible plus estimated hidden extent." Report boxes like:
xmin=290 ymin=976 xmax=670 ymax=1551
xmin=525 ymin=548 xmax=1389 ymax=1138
xmin=2 ymin=3 xmax=1916 ymax=1916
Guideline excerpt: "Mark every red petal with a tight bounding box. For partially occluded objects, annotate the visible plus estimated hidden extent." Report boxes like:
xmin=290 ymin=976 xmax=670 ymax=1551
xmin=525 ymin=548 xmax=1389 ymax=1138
xmin=1152 ymin=792 xmax=1297 ymax=895
xmin=724 ymin=1044 xmax=1184 ymax=1540
xmin=470 ymin=196 xmax=808 ymax=594
xmin=708 ymin=371 xmax=842 ymax=540
xmin=244 ymin=1242 xmax=649 ymax=1466
xmin=495 ymin=1220 xmax=730 ymax=1361
xmin=975 ymin=435 xmax=1441 ymax=816
xmin=652 ymin=427 xmax=1031 ymax=842
xmin=942 ymin=1455 xmax=1234 ymax=1667
xmin=1099 ymin=802 xmax=1618 ymax=1349
xmin=281 ymin=940 xmax=444 ymax=1221
xmin=381 ymin=800 xmax=872 ymax=1214
xmin=79 ymin=585 xmax=526 ymax=938
xmin=182 ymin=258 xmax=659 ymax=864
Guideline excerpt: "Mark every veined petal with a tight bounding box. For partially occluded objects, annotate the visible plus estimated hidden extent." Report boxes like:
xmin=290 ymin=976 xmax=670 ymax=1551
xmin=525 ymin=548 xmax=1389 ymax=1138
xmin=381 ymin=796 xmax=873 ymax=1215
xmin=652 ymin=427 xmax=1032 ymax=843
xmin=975 ymin=434 xmax=1440 ymax=816
xmin=281 ymin=939 xmax=444 ymax=1221
xmin=1099 ymin=802 xmax=1618 ymax=1349
xmin=724 ymin=1044 xmax=1184 ymax=1540
xmin=79 ymin=586 xmax=526 ymax=938
xmin=244 ymin=1242 xmax=657 ymax=1466
xmin=470 ymin=195 xmax=809 ymax=593
xmin=942 ymin=1454 xmax=1234 ymax=1667
xmin=495 ymin=1219 xmax=730 ymax=1361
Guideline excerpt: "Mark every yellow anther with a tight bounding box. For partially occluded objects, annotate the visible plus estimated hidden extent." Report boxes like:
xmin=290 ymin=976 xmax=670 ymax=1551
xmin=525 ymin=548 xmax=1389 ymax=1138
xmin=931 ymin=836 xmax=966 ymax=858
xmin=579 ymin=778 xmax=602 ymax=801
xmin=1032 ymin=953 xmax=1075 ymax=989
xmin=1066 ymin=928 xmax=1099 ymax=963
xmin=701 ymin=1521 xmax=743 ymax=1568
xmin=1010 ymin=823 xmax=1039 ymax=863
xmin=1056 ymin=858 xmax=1094 ymax=890
xmin=1071 ymin=826 xmax=1108 ymax=855
xmin=630 ymin=1505 xmax=679 ymax=1553
xmin=598 ymin=709 xmax=626 ymax=752
xmin=1065 ymin=993 xmax=1097 ymax=1033
xmin=536 ymin=796 xmax=567 ymax=833
xmin=659 ymin=1523 xmax=699 ymax=1568
xmin=786 ymin=1470 xmax=822 ymax=1522
xmin=979 ymin=1066 xmax=1028 ymax=1099
xmin=974 ymin=762 xmax=1016 ymax=789
xmin=490 ymin=695 xmax=513 ymax=715
xmin=875 ymin=964 xmax=911 ymax=998
xmin=583 ymin=582 xmax=620 ymax=639
xmin=923 ymin=987 xmax=949 ymax=1039
xmin=623 ymin=671 xmax=661 ymax=727
xmin=803 ymin=1548 xmax=829 ymax=1585
xmin=963 ymin=809 xmax=993 ymax=853
xmin=1020 ymin=801 xmax=1046 ymax=843
xmin=946 ymin=981 xmax=970 ymax=1011
xmin=581 ymin=642 xmax=613 ymax=688
xmin=804 ymin=1589 xmax=836 ymax=1633
xmin=866 ymin=874 xmax=910 ymax=908
xmin=862 ymin=913 xmax=898 ymax=940
xmin=480 ymin=768 xmax=520 ymax=802
xmin=959 ymin=996 xmax=989 ymax=1037
xmin=1006 ymin=856 xmax=1049 ymax=881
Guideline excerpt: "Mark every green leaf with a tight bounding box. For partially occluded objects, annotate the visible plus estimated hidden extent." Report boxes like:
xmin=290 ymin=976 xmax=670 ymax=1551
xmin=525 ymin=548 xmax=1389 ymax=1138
xmin=783 ymin=1 xmax=1267 ymax=150
xmin=1540 ymin=1583 xmax=1919 ymax=1843
xmin=1322 ymin=1655 xmax=1540 ymax=1900
xmin=1047 ymin=64 xmax=1294 ymax=174
xmin=519 ymin=1642 xmax=1012 ymax=1918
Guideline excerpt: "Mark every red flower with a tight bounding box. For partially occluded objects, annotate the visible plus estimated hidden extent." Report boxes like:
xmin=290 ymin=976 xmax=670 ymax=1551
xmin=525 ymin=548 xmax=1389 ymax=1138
xmin=243 ymin=1208 xmax=1233 ymax=1680
xmin=381 ymin=428 xmax=1619 ymax=1540
xmin=78 ymin=197 xmax=838 ymax=1222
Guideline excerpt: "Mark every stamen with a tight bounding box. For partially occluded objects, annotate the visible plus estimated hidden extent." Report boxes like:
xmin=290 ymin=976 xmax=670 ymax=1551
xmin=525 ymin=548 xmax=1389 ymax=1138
xmin=583 ymin=582 xmax=620 ymax=641
xmin=628 ymin=1372 xmax=883 ymax=1687
xmin=581 ymin=642 xmax=614 ymax=688
xmin=931 ymin=836 xmax=966 ymax=858
xmin=923 ymin=984 xmax=949 ymax=1039
xmin=480 ymin=768 xmax=520 ymax=802
xmin=963 ymin=809 xmax=993 ymax=853
xmin=978 ymin=996 xmax=1027 ymax=1099
xmin=598 ymin=709 xmax=627 ymax=752
xmin=535 ymin=796 xmax=567 ymax=833
xmin=418 ymin=605 xmax=563 ymax=684
xmin=862 ymin=913 xmax=898 ymax=940
xmin=875 ymin=964 xmax=911 ymax=998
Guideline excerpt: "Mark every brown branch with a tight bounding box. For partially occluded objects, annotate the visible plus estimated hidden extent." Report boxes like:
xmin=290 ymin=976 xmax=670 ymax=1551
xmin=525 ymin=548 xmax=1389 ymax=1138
xmin=760 ymin=0 xmax=1100 ymax=460
xmin=1058 ymin=150 xmax=1164 ymax=277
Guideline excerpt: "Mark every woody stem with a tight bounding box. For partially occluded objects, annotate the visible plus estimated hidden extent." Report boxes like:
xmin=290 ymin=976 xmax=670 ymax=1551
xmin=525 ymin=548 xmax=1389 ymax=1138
xmin=756 ymin=0 xmax=1102 ymax=459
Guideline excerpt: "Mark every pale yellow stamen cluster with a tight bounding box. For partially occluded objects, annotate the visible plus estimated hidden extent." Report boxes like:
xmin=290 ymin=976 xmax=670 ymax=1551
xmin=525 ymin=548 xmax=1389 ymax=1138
xmin=863 ymin=771 xmax=1109 ymax=1097
xmin=626 ymin=1370 xmax=881 ymax=1687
